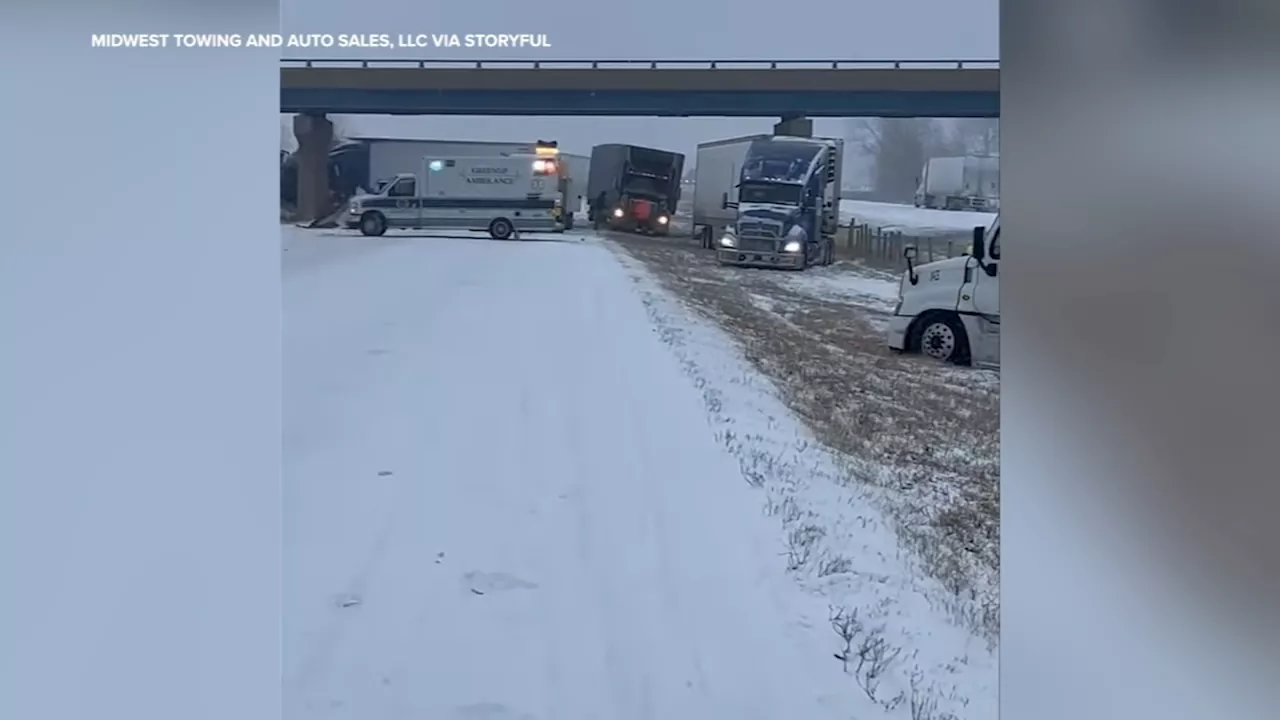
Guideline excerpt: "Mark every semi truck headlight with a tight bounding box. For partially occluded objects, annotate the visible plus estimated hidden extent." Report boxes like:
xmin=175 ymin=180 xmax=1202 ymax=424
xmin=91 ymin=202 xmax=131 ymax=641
xmin=613 ymin=207 xmax=624 ymax=218
xmin=783 ymin=240 xmax=801 ymax=252
xmin=657 ymin=215 xmax=668 ymax=225
xmin=719 ymin=234 xmax=736 ymax=248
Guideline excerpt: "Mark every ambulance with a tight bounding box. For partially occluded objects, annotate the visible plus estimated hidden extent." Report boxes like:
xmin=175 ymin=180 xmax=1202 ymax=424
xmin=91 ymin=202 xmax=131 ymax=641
xmin=345 ymin=153 xmax=560 ymax=239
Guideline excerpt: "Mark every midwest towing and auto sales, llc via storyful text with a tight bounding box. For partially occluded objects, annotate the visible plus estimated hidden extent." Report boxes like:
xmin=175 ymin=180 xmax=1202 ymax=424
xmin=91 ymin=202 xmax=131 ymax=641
xmin=90 ymin=33 xmax=554 ymax=49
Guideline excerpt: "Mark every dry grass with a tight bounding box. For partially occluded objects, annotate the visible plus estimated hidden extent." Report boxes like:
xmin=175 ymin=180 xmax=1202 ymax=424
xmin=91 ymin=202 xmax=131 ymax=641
xmin=609 ymin=231 xmax=1000 ymax=641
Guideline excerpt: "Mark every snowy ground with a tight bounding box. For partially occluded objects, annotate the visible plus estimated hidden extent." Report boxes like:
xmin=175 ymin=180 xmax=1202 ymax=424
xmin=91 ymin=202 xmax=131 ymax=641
xmin=283 ymin=226 xmax=996 ymax=719
xmin=838 ymin=200 xmax=996 ymax=236
xmin=588 ymin=195 xmax=992 ymax=239
xmin=606 ymin=232 xmax=1000 ymax=630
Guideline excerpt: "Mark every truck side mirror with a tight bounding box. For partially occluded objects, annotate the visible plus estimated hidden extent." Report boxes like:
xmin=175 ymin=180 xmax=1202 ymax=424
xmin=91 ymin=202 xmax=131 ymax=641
xmin=971 ymin=225 xmax=985 ymax=261
xmin=903 ymin=245 xmax=919 ymax=284
xmin=721 ymin=192 xmax=728 ymax=209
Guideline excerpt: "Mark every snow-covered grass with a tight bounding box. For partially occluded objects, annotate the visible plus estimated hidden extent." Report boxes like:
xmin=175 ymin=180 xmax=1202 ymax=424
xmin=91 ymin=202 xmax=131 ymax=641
xmin=608 ymin=233 xmax=1000 ymax=643
xmin=761 ymin=262 xmax=902 ymax=316
xmin=839 ymin=200 xmax=996 ymax=236
xmin=608 ymin=245 xmax=997 ymax=719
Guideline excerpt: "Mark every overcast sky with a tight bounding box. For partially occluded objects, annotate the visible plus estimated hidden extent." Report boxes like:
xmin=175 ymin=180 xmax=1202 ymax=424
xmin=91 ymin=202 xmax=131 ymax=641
xmin=279 ymin=0 xmax=998 ymax=159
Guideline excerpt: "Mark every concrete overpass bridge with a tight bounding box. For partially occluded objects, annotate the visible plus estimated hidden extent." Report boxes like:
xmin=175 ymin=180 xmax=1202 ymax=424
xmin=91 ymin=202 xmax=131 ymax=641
xmin=282 ymin=59 xmax=999 ymax=220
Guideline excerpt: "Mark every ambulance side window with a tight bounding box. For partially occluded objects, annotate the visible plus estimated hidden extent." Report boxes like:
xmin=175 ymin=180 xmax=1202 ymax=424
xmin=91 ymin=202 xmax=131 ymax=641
xmin=988 ymin=227 xmax=1000 ymax=259
xmin=388 ymin=178 xmax=415 ymax=197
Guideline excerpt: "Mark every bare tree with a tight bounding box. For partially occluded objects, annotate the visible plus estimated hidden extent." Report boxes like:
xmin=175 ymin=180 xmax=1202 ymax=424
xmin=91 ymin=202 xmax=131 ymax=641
xmin=851 ymin=118 xmax=949 ymax=203
xmin=952 ymin=118 xmax=999 ymax=156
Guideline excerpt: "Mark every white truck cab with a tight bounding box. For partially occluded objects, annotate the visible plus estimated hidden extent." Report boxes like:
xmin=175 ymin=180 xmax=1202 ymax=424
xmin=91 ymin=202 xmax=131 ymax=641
xmin=887 ymin=215 xmax=1000 ymax=368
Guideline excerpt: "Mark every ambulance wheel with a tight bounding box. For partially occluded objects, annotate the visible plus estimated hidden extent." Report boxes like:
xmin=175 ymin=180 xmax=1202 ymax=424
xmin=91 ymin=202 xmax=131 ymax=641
xmin=359 ymin=211 xmax=387 ymax=237
xmin=913 ymin=312 xmax=971 ymax=365
xmin=489 ymin=218 xmax=514 ymax=240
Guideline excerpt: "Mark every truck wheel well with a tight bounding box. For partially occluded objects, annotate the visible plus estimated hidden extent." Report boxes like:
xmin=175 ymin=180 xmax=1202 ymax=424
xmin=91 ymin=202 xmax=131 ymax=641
xmin=906 ymin=309 xmax=971 ymax=363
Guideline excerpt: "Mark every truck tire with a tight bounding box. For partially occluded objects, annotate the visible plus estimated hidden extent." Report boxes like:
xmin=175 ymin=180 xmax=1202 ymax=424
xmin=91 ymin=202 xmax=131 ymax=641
xmin=359 ymin=211 xmax=387 ymax=237
xmin=911 ymin=312 xmax=971 ymax=365
xmin=489 ymin=217 xmax=515 ymax=240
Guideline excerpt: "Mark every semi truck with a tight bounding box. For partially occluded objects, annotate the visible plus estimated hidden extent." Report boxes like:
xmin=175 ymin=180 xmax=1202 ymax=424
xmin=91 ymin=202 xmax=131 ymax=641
xmin=913 ymin=155 xmax=1000 ymax=211
xmin=587 ymin=143 xmax=685 ymax=234
xmin=887 ymin=215 xmax=1000 ymax=368
xmin=344 ymin=154 xmax=560 ymax=239
xmin=693 ymin=134 xmax=842 ymax=270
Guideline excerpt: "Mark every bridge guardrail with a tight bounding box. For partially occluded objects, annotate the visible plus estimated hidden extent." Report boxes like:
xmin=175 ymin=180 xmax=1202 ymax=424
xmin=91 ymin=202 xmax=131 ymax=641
xmin=281 ymin=59 xmax=1000 ymax=70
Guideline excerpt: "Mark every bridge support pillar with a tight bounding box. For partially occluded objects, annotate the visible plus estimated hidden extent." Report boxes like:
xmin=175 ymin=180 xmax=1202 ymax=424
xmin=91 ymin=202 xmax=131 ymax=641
xmin=292 ymin=113 xmax=333 ymax=222
xmin=773 ymin=115 xmax=813 ymax=137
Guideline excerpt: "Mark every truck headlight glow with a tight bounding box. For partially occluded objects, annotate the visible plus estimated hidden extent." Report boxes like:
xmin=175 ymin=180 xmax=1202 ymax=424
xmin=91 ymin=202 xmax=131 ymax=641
xmin=783 ymin=240 xmax=801 ymax=253
xmin=657 ymin=215 xmax=668 ymax=225
xmin=613 ymin=207 xmax=624 ymax=218
xmin=719 ymin=234 xmax=736 ymax=248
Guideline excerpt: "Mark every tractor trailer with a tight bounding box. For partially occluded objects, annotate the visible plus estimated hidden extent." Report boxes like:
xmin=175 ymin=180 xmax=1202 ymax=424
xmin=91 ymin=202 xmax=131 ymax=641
xmin=693 ymin=134 xmax=843 ymax=270
xmin=587 ymin=143 xmax=685 ymax=234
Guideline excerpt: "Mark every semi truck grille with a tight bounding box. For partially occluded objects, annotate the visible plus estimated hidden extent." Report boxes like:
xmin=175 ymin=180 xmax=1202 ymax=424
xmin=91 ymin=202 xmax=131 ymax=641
xmin=738 ymin=221 xmax=781 ymax=239
xmin=737 ymin=236 xmax=777 ymax=253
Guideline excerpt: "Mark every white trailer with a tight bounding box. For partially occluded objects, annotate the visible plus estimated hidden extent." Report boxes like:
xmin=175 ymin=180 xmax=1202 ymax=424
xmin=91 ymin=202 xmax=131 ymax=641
xmin=345 ymin=154 xmax=560 ymax=239
xmin=914 ymin=156 xmax=1000 ymax=211
xmin=692 ymin=135 xmax=760 ymax=248
xmin=558 ymin=152 xmax=590 ymax=218
xmin=887 ymin=215 xmax=1000 ymax=368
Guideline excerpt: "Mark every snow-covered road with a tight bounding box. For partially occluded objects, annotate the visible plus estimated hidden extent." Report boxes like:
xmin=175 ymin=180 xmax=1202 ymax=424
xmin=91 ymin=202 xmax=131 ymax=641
xmin=282 ymin=229 xmax=858 ymax=719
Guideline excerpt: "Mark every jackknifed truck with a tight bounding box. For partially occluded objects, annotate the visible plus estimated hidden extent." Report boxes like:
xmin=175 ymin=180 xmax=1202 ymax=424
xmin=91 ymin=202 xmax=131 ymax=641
xmin=587 ymin=143 xmax=685 ymax=234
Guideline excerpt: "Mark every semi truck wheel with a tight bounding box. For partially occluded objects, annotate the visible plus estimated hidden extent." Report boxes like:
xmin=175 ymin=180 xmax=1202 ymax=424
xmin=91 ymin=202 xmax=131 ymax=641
xmin=488 ymin=218 xmax=514 ymax=240
xmin=913 ymin=313 xmax=971 ymax=364
xmin=359 ymin=211 xmax=387 ymax=237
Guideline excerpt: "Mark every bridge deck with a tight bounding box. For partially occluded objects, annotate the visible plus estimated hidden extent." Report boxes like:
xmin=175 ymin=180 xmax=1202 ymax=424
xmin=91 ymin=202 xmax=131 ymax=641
xmin=278 ymin=59 xmax=1000 ymax=117
xmin=281 ymin=67 xmax=998 ymax=93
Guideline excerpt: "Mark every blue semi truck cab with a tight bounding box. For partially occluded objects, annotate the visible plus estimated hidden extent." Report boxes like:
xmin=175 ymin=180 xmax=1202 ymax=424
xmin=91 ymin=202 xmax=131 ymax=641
xmin=694 ymin=135 xmax=843 ymax=270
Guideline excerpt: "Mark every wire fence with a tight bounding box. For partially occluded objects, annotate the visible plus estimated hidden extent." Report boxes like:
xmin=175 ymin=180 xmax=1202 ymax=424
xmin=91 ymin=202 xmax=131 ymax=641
xmin=835 ymin=222 xmax=972 ymax=270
